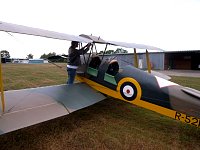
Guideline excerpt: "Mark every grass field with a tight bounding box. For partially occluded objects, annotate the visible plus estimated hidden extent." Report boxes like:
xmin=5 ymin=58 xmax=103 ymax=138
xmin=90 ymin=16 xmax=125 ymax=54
xmin=0 ymin=64 xmax=200 ymax=150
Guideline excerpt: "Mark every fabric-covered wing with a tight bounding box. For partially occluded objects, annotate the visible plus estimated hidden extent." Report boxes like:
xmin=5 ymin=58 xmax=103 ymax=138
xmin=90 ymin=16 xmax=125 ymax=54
xmin=0 ymin=83 xmax=105 ymax=135
xmin=108 ymin=40 xmax=163 ymax=51
xmin=79 ymin=34 xmax=107 ymax=44
xmin=79 ymin=34 xmax=163 ymax=50
xmin=0 ymin=21 xmax=92 ymax=43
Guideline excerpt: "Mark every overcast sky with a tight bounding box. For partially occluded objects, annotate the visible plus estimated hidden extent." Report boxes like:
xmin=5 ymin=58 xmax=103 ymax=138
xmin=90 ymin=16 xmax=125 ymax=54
xmin=0 ymin=0 xmax=200 ymax=58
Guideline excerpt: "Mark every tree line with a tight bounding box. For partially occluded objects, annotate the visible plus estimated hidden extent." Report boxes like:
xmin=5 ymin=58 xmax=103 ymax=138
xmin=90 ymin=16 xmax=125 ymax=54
xmin=0 ymin=50 xmax=34 ymax=59
xmin=99 ymin=48 xmax=128 ymax=54
xmin=1 ymin=48 xmax=128 ymax=60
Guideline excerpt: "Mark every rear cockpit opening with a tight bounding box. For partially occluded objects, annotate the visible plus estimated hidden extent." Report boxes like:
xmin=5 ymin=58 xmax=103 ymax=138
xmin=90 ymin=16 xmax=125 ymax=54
xmin=106 ymin=60 xmax=119 ymax=76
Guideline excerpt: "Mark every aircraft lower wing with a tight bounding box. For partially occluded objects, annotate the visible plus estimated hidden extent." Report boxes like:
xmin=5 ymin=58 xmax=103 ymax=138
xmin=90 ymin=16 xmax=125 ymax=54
xmin=0 ymin=83 xmax=105 ymax=135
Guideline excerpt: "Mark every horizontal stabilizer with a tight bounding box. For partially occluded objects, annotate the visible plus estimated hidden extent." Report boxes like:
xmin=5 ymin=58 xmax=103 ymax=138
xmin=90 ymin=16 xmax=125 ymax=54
xmin=181 ymin=87 xmax=200 ymax=99
xmin=0 ymin=83 xmax=105 ymax=135
xmin=148 ymin=70 xmax=171 ymax=80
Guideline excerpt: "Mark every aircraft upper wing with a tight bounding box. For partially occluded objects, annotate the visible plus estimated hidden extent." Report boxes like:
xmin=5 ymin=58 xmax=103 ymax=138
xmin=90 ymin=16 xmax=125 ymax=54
xmin=79 ymin=34 xmax=107 ymax=44
xmin=108 ymin=40 xmax=164 ymax=51
xmin=0 ymin=83 xmax=105 ymax=135
xmin=0 ymin=21 xmax=92 ymax=43
xmin=79 ymin=34 xmax=163 ymax=50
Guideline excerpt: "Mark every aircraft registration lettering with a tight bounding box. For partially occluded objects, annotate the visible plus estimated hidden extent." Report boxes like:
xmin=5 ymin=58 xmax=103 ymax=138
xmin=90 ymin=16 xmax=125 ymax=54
xmin=175 ymin=112 xmax=200 ymax=127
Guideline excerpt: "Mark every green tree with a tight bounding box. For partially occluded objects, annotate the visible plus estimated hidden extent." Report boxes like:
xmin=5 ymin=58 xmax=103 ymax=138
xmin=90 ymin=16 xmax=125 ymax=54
xmin=98 ymin=51 xmax=104 ymax=54
xmin=27 ymin=54 xmax=33 ymax=59
xmin=105 ymin=50 xmax=114 ymax=54
xmin=114 ymin=48 xmax=128 ymax=54
xmin=40 ymin=52 xmax=56 ymax=59
xmin=1 ymin=50 xmax=10 ymax=58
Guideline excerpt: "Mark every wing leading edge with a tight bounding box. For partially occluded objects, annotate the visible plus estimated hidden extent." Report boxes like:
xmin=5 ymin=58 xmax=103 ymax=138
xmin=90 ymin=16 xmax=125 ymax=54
xmin=0 ymin=21 xmax=162 ymax=50
xmin=0 ymin=83 xmax=105 ymax=135
xmin=0 ymin=21 xmax=92 ymax=43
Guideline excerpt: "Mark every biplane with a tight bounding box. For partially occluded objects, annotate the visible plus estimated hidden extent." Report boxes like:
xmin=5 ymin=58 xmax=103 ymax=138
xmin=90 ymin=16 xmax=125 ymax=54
xmin=0 ymin=21 xmax=200 ymax=135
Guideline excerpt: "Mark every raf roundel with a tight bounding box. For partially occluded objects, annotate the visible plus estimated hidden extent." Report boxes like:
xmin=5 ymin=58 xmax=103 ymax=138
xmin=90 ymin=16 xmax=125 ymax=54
xmin=120 ymin=82 xmax=138 ymax=101
xmin=123 ymin=85 xmax=134 ymax=97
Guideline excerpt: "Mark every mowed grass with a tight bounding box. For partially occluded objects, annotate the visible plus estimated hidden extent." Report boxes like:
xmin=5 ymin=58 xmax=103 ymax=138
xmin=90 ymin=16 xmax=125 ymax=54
xmin=170 ymin=76 xmax=200 ymax=90
xmin=0 ymin=64 xmax=200 ymax=150
xmin=2 ymin=63 xmax=67 ymax=90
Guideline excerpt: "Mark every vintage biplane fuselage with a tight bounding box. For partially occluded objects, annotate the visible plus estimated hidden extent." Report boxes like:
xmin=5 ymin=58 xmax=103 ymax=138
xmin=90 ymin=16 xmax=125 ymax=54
xmin=76 ymin=53 xmax=200 ymax=127
xmin=0 ymin=21 xmax=200 ymax=135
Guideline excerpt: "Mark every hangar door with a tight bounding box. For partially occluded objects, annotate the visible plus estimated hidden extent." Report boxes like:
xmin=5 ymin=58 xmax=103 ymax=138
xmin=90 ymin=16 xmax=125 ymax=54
xmin=165 ymin=51 xmax=200 ymax=70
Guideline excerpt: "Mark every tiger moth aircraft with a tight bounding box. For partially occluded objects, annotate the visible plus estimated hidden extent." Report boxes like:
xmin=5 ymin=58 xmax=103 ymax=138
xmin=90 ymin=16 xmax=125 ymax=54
xmin=0 ymin=21 xmax=200 ymax=135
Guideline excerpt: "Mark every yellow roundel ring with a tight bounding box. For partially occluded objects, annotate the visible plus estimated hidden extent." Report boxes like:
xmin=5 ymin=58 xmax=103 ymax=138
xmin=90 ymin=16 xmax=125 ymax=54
xmin=117 ymin=77 xmax=142 ymax=102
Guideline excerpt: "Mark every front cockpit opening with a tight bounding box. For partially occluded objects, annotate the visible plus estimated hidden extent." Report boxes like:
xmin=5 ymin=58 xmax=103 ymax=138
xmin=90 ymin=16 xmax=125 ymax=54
xmin=86 ymin=56 xmax=101 ymax=77
xmin=89 ymin=56 xmax=101 ymax=69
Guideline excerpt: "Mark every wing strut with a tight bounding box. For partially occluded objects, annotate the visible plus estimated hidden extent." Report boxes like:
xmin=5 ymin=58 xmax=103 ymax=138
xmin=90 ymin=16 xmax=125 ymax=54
xmin=0 ymin=54 xmax=5 ymax=113
xmin=146 ymin=49 xmax=151 ymax=73
xmin=101 ymin=44 xmax=108 ymax=61
xmin=134 ymin=48 xmax=138 ymax=68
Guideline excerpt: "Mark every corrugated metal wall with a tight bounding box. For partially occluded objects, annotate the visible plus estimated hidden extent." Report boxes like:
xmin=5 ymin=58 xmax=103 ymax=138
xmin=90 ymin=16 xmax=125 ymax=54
xmin=101 ymin=52 xmax=164 ymax=70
